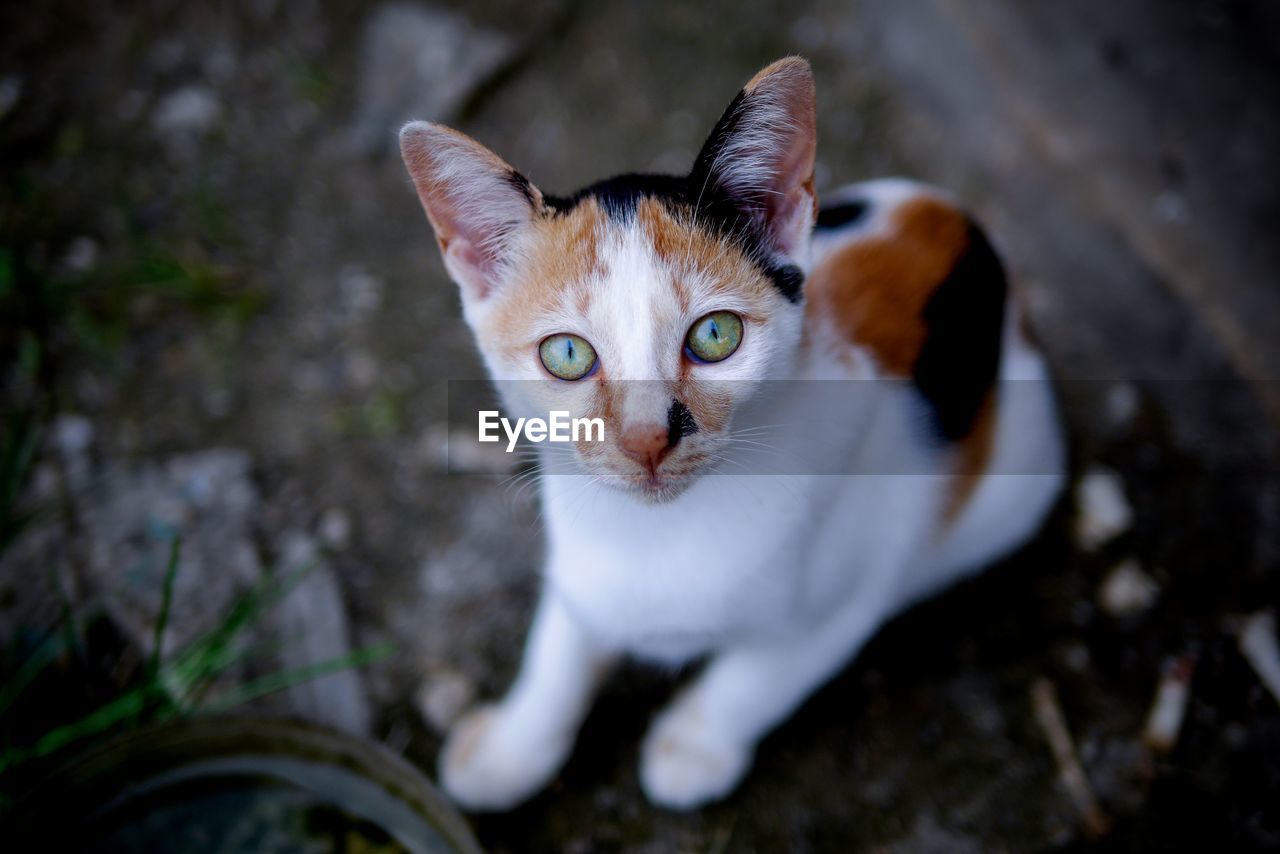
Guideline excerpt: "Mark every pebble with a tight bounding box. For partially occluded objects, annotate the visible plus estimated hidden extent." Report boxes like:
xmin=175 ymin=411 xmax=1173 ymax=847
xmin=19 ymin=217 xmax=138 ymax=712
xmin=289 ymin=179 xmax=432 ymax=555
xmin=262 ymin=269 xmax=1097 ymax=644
xmin=153 ymin=85 xmax=222 ymax=136
xmin=1074 ymin=466 xmax=1134 ymax=551
xmin=319 ymin=507 xmax=353 ymax=550
xmin=1097 ymin=559 xmax=1160 ymax=617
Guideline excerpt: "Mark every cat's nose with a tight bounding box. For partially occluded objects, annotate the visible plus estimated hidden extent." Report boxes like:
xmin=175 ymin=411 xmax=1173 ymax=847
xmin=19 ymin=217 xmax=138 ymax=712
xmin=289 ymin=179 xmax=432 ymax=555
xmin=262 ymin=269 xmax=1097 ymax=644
xmin=619 ymin=422 xmax=672 ymax=476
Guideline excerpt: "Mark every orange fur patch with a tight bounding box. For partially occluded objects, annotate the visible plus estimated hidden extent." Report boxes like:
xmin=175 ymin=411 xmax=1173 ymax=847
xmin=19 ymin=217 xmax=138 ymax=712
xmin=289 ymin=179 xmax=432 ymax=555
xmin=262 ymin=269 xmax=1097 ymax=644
xmin=490 ymin=198 xmax=608 ymax=360
xmin=806 ymin=196 xmax=972 ymax=377
xmin=634 ymin=198 xmax=779 ymax=328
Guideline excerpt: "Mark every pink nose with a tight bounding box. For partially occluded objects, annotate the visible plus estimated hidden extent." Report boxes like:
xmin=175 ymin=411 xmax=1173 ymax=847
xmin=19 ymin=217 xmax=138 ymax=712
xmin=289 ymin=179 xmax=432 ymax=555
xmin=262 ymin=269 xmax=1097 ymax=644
xmin=619 ymin=422 xmax=672 ymax=475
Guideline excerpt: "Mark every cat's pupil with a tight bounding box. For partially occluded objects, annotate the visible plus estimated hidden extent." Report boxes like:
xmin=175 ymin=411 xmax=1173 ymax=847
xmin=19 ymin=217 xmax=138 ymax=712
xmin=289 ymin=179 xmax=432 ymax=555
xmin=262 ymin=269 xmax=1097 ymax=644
xmin=566 ymin=340 xmax=574 ymax=359
xmin=709 ymin=322 xmax=719 ymax=340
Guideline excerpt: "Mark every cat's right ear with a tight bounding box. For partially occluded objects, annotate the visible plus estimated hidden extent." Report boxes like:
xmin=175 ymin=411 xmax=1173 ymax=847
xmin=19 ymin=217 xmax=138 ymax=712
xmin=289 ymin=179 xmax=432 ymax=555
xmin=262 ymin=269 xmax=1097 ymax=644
xmin=399 ymin=122 xmax=542 ymax=302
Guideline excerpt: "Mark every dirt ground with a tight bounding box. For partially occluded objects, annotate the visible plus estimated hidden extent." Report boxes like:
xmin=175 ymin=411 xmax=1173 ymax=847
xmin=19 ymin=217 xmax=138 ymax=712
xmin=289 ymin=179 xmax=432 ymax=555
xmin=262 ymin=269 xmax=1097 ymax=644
xmin=2 ymin=1 xmax=1278 ymax=850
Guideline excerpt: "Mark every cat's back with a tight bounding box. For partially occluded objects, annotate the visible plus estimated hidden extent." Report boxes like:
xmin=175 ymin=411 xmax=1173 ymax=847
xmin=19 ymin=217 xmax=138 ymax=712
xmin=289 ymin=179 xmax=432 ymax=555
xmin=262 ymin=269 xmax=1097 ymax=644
xmin=803 ymin=178 xmax=1065 ymax=583
xmin=804 ymin=178 xmax=1006 ymax=433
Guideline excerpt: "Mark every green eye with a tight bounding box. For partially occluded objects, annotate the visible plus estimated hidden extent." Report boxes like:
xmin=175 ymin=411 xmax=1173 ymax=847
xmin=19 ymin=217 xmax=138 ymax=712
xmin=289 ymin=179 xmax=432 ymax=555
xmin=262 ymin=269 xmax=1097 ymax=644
xmin=685 ymin=311 xmax=743 ymax=363
xmin=539 ymin=333 xmax=598 ymax=380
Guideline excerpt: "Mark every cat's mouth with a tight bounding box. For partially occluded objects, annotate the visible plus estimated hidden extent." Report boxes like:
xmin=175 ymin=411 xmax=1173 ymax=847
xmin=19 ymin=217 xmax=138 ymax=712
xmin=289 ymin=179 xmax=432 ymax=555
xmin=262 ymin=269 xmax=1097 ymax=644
xmin=607 ymin=452 xmax=710 ymax=503
xmin=627 ymin=472 xmax=689 ymax=503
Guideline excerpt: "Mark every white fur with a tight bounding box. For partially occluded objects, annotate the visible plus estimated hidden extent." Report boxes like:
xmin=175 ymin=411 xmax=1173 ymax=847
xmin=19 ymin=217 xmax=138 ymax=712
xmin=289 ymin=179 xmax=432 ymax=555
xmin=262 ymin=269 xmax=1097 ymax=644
xmin=436 ymin=179 xmax=1065 ymax=811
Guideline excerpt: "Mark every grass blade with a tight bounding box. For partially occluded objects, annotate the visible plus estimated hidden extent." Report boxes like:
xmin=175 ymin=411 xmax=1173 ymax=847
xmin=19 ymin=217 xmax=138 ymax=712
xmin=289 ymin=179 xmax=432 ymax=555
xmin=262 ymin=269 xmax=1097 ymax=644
xmin=147 ymin=535 xmax=182 ymax=683
xmin=0 ymin=684 xmax=158 ymax=775
xmin=196 ymin=642 xmax=396 ymax=714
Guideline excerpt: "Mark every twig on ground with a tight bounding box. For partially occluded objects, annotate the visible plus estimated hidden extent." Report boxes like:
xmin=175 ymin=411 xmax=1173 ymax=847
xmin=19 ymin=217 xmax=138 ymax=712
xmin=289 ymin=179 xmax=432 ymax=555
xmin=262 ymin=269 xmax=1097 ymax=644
xmin=1031 ymin=677 xmax=1112 ymax=840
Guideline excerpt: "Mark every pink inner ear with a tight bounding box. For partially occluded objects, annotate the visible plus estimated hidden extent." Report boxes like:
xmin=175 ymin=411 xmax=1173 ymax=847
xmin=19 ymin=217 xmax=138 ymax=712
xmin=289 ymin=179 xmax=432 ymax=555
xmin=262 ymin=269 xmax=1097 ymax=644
xmin=699 ymin=60 xmax=817 ymax=260
xmin=442 ymin=234 xmax=499 ymax=301
xmin=400 ymin=122 xmax=539 ymax=302
xmin=769 ymin=186 xmax=815 ymax=259
xmin=752 ymin=135 xmax=816 ymax=260
xmin=762 ymin=126 xmax=817 ymax=257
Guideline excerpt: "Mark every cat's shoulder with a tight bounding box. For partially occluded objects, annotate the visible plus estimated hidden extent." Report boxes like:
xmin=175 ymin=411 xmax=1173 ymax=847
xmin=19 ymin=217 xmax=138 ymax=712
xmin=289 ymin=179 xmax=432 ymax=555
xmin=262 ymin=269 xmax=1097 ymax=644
xmin=804 ymin=178 xmax=1009 ymax=443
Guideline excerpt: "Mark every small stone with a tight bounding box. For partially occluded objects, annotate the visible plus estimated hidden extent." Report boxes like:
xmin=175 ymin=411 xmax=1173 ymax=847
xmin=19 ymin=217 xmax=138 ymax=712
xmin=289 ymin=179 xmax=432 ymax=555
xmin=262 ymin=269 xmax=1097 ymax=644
xmin=319 ymin=507 xmax=353 ymax=550
xmin=1105 ymin=382 xmax=1140 ymax=432
xmin=1074 ymin=466 xmax=1134 ymax=551
xmin=1097 ymin=559 xmax=1160 ymax=617
xmin=153 ymin=86 xmax=222 ymax=135
xmin=1056 ymin=641 xmax=1091 ymax=673
xmin=61 ymin=237 xmax=99 ymax=275
xmin=416 ymin=668 xmax=476 ymax=733
xmin=51 ymin=414 xmax=94 ymax=457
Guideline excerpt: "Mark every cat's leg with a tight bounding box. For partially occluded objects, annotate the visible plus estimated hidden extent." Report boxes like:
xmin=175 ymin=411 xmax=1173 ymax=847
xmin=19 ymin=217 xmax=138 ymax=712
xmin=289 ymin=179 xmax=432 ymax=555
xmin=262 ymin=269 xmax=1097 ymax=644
xmin=639 ymin=588 xmax=894 ymax=810
xmin=440 ymin=585 xmax=616 ymax=810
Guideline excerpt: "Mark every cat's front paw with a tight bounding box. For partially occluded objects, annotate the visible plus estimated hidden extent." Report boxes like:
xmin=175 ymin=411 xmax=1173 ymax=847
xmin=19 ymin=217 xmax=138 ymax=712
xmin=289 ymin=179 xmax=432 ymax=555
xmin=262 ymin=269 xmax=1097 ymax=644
xmin=439 ymin=704 xmax=570 ymax=811
xmin=640 ymin=702 xmax=753 ymax=810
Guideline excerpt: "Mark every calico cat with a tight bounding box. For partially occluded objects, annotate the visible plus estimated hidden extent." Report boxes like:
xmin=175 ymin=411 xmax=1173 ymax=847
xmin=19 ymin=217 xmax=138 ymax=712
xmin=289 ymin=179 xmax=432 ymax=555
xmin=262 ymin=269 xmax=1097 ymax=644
xmin=400 ymin=57 xmax=1064 ymax=811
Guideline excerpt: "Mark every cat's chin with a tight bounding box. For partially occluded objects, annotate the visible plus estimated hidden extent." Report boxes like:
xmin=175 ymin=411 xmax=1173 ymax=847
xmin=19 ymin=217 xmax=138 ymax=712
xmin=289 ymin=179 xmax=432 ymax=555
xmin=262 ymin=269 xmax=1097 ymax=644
xmin=601 ymin=471 xmax=695 ymax=504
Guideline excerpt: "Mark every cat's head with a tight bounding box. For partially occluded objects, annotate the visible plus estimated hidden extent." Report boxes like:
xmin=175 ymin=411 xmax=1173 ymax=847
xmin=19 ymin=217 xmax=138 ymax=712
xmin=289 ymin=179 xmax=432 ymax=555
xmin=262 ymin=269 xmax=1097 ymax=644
xmin=401 ymin=58 xmax=816 ymax=502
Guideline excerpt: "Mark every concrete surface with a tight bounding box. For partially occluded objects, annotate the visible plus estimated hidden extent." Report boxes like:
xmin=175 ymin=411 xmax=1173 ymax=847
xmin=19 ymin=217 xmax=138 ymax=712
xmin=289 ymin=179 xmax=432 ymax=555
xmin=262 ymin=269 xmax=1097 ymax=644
xmin=1 ymin=0 xmax=1277 ymax=849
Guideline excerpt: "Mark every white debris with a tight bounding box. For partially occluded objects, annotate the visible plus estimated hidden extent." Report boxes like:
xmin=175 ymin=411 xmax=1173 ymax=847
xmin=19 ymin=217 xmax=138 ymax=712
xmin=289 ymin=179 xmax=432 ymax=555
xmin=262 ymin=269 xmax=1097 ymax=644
xmin=319 ymin=507 xmax=353 ymax=550
xmin=62 ymin=236 xmax=100 ymax=274
xmin=1105 ymin=383 xmax=1140 ymax=432
xmin=1097 ymin=559 xmax=1160 ymax=617
xmin=1074 ymin=466 xmax=1134 ymax=551
xmin=1142 ymin=654 xmax=1195 ymax=753
xmin=1238 ymin=611 xmax=1280 ymax=707
xmin=153 ymin=85 xmax=222 ymax=135
xmin=416 ymin=668 xmax=477 ymax=733
xmin=51 ymin=413 xmax=94 ymax=457
xmin=49 ymin=414 xmax=95 ymax=490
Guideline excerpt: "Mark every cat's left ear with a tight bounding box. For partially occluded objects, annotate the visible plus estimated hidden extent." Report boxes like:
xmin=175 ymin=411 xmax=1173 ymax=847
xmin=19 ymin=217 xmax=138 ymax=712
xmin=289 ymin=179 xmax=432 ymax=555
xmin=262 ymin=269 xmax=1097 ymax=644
xmin=691 ymin=57 xmax=818 ymax=261
xmin=400 ymin=121 xmax=543 ymax=303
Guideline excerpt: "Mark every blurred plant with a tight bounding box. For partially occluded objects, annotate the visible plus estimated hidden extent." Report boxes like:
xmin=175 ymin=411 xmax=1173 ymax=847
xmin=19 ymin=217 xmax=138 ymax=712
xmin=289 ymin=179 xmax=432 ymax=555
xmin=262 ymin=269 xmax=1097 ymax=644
xmin=336 ymin=385 xmax=409 ymax=439
xmin=0 ymin=411 xmax=41 ymax=556
xmin=0 ymin=537 xmax=394 ymax=791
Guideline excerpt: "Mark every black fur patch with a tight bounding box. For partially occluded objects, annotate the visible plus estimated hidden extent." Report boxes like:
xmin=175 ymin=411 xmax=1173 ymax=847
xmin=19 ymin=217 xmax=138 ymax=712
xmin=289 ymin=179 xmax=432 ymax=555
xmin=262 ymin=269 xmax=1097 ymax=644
xmin=540 ymin=88 xmax=805 ymax=303
xmin=770 ymin=263 xmax=805 ymax=302
xmin=815 ymin=199 xmax=869 ymax=230
xmin=913 ymin=222 xmax=1007 ymax=441
xmin=545 ymin=173 xmax=688 ymax=220
xmin=506 ymin=170 xmax=537 ymax=208
xmin=667 ymin=399 xmax=698 ymax=447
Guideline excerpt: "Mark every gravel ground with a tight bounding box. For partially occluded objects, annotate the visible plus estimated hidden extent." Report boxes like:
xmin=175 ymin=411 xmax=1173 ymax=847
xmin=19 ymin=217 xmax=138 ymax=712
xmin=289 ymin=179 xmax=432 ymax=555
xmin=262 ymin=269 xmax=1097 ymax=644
xmin=1 ymin=1 xmax=1278 ymax=850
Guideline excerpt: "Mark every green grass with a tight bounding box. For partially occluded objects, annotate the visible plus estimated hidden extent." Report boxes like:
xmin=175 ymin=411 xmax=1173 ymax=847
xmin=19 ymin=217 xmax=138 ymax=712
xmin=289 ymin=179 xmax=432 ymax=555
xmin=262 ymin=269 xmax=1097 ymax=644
xmin=0 ymin=539 xmax=395 ymax=779
xmin=0 ymin=411 xmax=42 ymax=556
